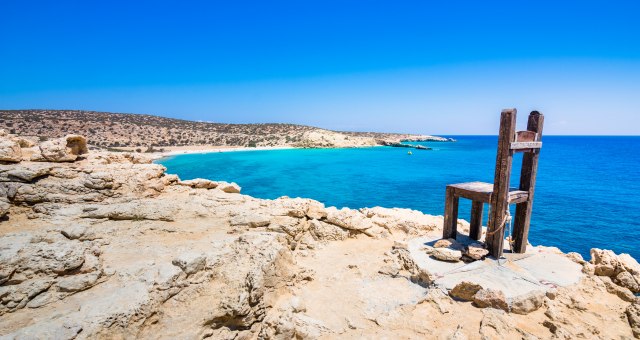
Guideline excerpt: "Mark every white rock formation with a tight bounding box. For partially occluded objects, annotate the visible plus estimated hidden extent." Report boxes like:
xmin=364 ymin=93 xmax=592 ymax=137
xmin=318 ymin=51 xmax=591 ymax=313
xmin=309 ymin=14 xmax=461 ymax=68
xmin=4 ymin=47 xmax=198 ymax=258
xmin=0 ymin=133 xmax=638 ymax=339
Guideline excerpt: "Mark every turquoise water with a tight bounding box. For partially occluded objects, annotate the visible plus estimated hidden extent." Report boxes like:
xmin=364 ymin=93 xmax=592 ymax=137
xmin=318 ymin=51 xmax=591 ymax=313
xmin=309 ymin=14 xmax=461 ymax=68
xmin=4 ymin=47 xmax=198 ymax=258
xmin=159 ymin=136 xmax=640 ymax=260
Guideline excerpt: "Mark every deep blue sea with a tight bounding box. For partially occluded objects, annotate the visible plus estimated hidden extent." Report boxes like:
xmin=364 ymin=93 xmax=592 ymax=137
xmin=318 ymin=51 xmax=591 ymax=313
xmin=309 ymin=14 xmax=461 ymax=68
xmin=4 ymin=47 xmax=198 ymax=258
xmin=159 ymin=136 xmax=640 ymax=260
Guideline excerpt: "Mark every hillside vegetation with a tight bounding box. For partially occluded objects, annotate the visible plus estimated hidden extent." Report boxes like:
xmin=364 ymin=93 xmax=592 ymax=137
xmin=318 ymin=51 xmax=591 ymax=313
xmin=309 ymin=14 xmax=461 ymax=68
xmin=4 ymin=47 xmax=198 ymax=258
xmin=0 ymin=110 xmax=449 ymax=149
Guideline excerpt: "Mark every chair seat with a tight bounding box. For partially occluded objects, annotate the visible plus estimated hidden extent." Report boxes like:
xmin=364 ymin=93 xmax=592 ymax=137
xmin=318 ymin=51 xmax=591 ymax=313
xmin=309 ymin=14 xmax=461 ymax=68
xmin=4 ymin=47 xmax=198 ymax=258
xmin=448 ymin=181 xmax=529 ymax=204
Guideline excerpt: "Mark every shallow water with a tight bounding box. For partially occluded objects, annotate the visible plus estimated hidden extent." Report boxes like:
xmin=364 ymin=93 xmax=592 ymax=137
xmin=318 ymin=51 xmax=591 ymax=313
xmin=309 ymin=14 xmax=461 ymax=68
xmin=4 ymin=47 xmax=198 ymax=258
xmin=159 ymin=136 xmax=640 ymax=260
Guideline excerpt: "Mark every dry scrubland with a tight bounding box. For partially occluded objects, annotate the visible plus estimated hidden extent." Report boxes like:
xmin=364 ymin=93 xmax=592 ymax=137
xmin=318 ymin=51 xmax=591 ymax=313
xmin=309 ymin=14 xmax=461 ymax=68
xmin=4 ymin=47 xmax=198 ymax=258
xmin=0 ymin=110 xmax=450 ymax=150
xmin=1 ymin=130 xmax=639 ymax=339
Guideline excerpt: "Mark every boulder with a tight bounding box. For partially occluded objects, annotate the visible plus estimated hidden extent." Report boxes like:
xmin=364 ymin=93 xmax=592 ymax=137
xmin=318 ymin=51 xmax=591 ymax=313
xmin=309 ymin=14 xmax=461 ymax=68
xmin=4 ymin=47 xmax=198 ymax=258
xmin=217 ymin=181 xmax=241 ymax=193
xmin=31 ymin=135 xmax=88 ymax=162
xmin=178 ymin=178 xmax=219 ymax=189
xmin=306 ymin=204 xmax=327 ymax=220
xmin=614 ymin=271 xmax=640 ymax=293
xmin=510 ymin=290 xmax=545 ymax=314
xmin=431 ymin=247 xmax=462 ymax=262
xmin=450 ymin=281 xmax=482 ymax=301
xmin=434 ymin=238 xmax=460 ymax=249
xmin=590 ymin=248 xmax=621 ymax=277
xmin=465 ymin=243 xmax=489 ymax=261
xmin=473 ymin=288 xmax=508 ymax=311
xmin=619 ymin=253 xmax=640 ymax=275
xmin=0 ymin=138 xmax=22 ymax=163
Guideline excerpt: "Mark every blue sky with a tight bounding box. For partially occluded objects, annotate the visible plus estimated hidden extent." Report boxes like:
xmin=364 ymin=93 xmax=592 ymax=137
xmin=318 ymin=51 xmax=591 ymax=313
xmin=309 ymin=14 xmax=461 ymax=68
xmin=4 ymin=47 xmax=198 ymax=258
xmin=1 ymin=1 xmax=639 ymax=134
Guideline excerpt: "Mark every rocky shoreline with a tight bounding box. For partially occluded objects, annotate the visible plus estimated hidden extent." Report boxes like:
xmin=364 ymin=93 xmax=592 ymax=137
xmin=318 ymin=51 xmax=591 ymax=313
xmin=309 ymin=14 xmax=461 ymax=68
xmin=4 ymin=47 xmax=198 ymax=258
xmin=1 ymin=130 xmax=639 ymax=339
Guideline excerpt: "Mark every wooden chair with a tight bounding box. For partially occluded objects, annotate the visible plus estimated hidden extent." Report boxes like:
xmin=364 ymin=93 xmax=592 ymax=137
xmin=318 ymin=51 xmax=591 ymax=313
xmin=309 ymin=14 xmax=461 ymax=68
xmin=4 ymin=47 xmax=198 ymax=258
xmin=442 ymin=109 xmax=544 ymax=258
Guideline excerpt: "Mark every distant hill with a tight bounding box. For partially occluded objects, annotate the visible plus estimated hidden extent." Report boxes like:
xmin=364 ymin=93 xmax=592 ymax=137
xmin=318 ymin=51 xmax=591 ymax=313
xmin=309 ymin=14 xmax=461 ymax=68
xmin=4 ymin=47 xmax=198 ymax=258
xmin=0 ymin=109 xmax=450 ymax=149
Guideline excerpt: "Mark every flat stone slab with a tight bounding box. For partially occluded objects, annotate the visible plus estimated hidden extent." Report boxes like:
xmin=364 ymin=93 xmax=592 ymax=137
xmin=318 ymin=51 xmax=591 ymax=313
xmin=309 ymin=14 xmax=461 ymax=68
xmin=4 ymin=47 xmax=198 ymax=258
xmin=407 ymin=235 xmax=584 ymax=299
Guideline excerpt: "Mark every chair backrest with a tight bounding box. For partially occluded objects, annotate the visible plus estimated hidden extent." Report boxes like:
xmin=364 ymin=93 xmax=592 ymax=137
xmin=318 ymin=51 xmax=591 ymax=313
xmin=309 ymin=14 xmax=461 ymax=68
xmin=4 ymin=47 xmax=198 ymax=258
xmin=485 ymin=109 xmax=544 ymax=257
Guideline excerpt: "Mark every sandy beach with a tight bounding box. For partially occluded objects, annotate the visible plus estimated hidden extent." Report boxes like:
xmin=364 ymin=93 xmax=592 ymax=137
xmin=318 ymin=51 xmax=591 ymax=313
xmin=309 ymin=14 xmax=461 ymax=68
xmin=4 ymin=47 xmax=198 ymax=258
xmin=150 ymin=145 xmax=297 ymax=160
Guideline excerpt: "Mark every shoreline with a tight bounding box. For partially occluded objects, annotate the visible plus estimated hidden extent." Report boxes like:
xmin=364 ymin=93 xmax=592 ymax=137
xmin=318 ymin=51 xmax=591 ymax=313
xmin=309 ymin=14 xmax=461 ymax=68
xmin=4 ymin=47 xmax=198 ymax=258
xmin=150 ymin=145 xmax=298 ymax=161
xmin=150 ymin=144 xmax=387 ymax=161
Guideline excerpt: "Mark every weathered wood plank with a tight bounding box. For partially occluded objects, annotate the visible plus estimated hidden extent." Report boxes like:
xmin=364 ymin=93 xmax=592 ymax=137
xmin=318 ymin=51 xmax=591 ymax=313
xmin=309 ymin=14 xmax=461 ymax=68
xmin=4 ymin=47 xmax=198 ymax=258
xmin=449 ymin=181 xmax=528 ymax=204
xmin=516 ymin=130 xmax=537 ymax=142
xmin=513 ymin=111 xmax=544 ymax=253
xmin=470 ymin=201 xmax=483 ymax=240
xmin=510 ymin=141 xmax=542 ymax=150
xmin=486 ymin=108 xmax=517 ymax=258
xmin=442 ymin=186 xmax=459 ymax=239
xmin=449 ymin=182 xmax=493 ymax=203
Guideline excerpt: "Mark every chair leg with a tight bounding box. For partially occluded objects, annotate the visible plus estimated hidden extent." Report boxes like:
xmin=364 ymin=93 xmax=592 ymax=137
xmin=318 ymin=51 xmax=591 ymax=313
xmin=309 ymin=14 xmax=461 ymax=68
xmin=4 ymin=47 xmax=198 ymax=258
xmin=443 ymin=186 xmax=459 ymax=239
xmin=512 ymin=201 xmax=532 ymax=253
xmin=470 ymin=201 xmax=483 ymax=240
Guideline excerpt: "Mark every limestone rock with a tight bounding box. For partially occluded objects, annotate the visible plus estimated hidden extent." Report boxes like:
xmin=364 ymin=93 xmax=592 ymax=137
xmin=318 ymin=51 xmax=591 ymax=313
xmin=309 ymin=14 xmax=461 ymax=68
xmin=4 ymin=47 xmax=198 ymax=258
xmin=590 ymin=248 xmax=621 ymax=277
xmin=0 ymin=232 xmax=103 ymax=315
xmin=217 ymin=181 xmax=241 ymax=193
xmin=172 ymin=252 xmax=206 ymax=275
xmin=434 ymin=238 xmax=457 ymax=248
xmin=601 ymin=276 xmax=637 ymax=302
xmin=567 ymin=252 xmax=586 ymax=264
xmin=83 ymin=171 xmax=116 ymax=190
xmin=230 ymin=213 xmax=270 ymax=228
xmin=3 ymin=165 xmax=54 ymax=182
xmin=0 ymin=137 xmax=22 ymax=163
xmin=309 ymin=219 xmax=349 ymax=241
xmin=81 ymin=200 xmax=177 ymax=221
xmin=0 ymin=197 xmax=9 ymax=218
xmin=447 ymin=325 xmax=468 ymax=340
xmin=510 ymin=290 xmax=545 ymax=314
xmin=325 ymin=207 xmax=373 ymax=231
xmin=450 ymin=281 xmax=482 ymax=301
xmin=60 ymin=225 xmax=88 ymax=240
xmin=479 ymin=309 xmax=514 ymax=339
xmin=179 ymin=178 xmax=219 ymax=189
xmin=56 ymin=272 xmax=101 ymax=292
xmin=306 ymin=204 xmax=327 ymax=220
xmin=465 ymin=242 xmax=489 ymax=261
xmin=614 ymin=271 xmax=640 ymax=293
xmin=626 ymin=302 xmax=640 ymax=338
xmin=360 ymin=206 xmax=439 ymax=235
xmin=32 ymin=135 xmax=88 ymax=162
xmin=431 ymin=247 xmax=463 ymax=262
xmin=619 ymin=253 xmax=640 ymax=276
xmin=473 ymin=288 xmax=508 ymax=311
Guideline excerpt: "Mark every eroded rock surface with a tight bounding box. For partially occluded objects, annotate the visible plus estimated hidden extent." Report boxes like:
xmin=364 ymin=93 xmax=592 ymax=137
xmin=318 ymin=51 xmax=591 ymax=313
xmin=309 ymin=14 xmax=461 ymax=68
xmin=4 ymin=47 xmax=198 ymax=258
xmin=0 ymin=133 xmax=638 ymax=339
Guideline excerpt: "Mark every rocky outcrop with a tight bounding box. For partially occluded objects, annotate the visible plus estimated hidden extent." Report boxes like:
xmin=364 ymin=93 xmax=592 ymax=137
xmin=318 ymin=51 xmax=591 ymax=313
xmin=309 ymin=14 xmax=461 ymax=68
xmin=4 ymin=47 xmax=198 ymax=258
xmin=591 ymin=248 xmax=640 ymax=293
xmin=0 ymin=231 xmax=104 ymax=315
xmin=0 ymin=132 xmax=638 ymax=339
xmin=31 ymin=135 xmax=88 ymax=162
xmin=0 ymin=138 xmax=22 ymax=163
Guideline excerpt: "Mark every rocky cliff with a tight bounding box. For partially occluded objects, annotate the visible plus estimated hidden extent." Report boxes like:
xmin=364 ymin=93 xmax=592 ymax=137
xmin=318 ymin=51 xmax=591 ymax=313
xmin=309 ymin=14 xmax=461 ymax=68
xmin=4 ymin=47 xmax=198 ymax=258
xmin=1 ymin=130 xmax=639 ymax=339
